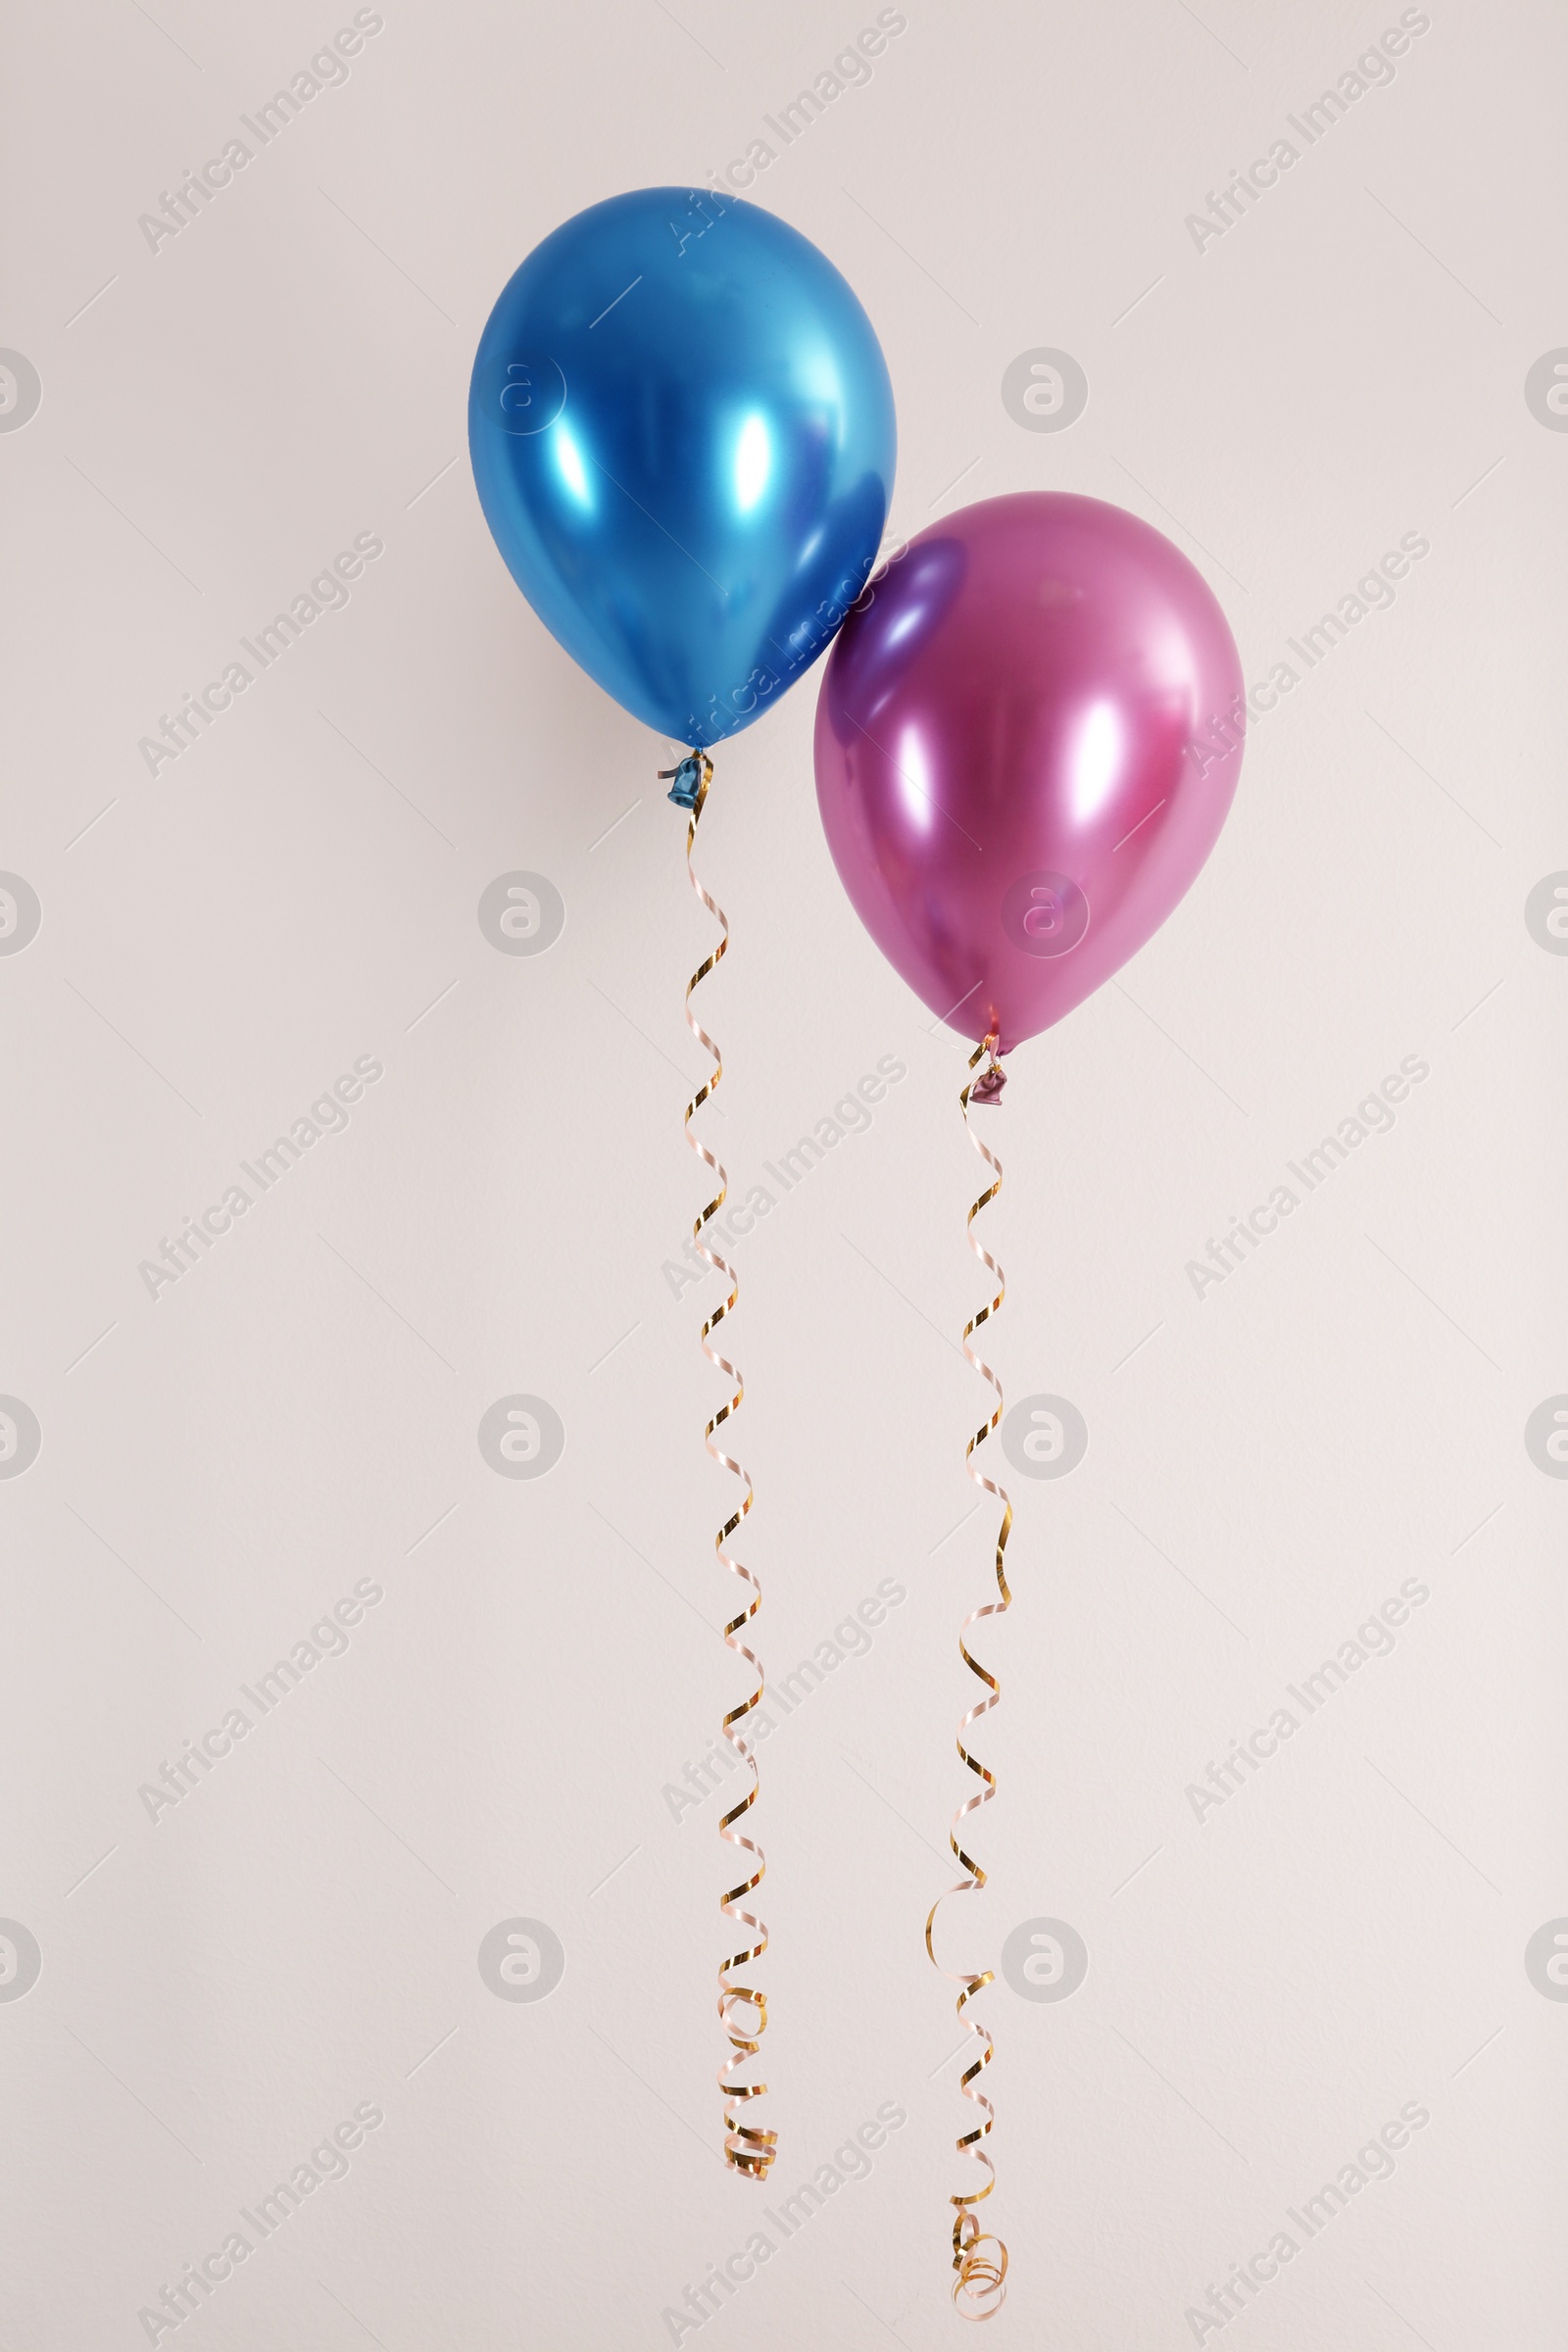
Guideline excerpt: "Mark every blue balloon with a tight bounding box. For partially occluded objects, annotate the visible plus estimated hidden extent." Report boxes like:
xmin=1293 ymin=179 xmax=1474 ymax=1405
xmin=469 ymin=187 xmax=896 ymax=749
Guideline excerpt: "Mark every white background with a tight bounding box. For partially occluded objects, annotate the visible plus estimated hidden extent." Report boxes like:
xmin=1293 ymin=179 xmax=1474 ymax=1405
xmin=3 ymin=1 xmax=1566 ymax=2345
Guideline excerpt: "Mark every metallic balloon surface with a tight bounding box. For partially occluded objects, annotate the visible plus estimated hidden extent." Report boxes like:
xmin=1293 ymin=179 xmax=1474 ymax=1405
xmin=813 ymin=493 xmax=1245 ymax=1051
xmin=469 ymin=188 xmax=897 ymax=746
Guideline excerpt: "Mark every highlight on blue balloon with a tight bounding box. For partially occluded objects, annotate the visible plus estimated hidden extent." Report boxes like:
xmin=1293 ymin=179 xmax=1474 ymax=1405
xmin=469 ymin=187 xmax=897 ymax=748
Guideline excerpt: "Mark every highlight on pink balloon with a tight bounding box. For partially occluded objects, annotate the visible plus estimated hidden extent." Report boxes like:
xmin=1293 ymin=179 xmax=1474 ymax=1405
xmin=813 ymin=492 xmax=1246 ymax=1053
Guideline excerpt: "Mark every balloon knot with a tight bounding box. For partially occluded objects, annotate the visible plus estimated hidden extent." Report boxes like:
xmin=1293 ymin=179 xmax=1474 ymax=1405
xmin=969 ymin=1035 xmax=1006 ymax=1106
xmin=661 ymin=753 xmax=710 ymax=810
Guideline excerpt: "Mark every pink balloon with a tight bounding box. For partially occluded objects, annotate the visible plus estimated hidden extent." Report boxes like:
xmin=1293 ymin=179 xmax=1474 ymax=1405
xmin=813 ymin=492 xmax=1245 ymax=1053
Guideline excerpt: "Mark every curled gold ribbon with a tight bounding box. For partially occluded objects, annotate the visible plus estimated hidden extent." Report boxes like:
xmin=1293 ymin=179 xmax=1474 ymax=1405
xmin=674 ymin=751 xmax=776 ymax=2183
xmin=924 ymin=1031 xmax=1010 ymax=2318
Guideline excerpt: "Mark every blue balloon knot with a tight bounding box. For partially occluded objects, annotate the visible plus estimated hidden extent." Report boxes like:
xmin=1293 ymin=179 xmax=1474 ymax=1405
xmin=664 ymin=756 xmax=705 ymax=810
